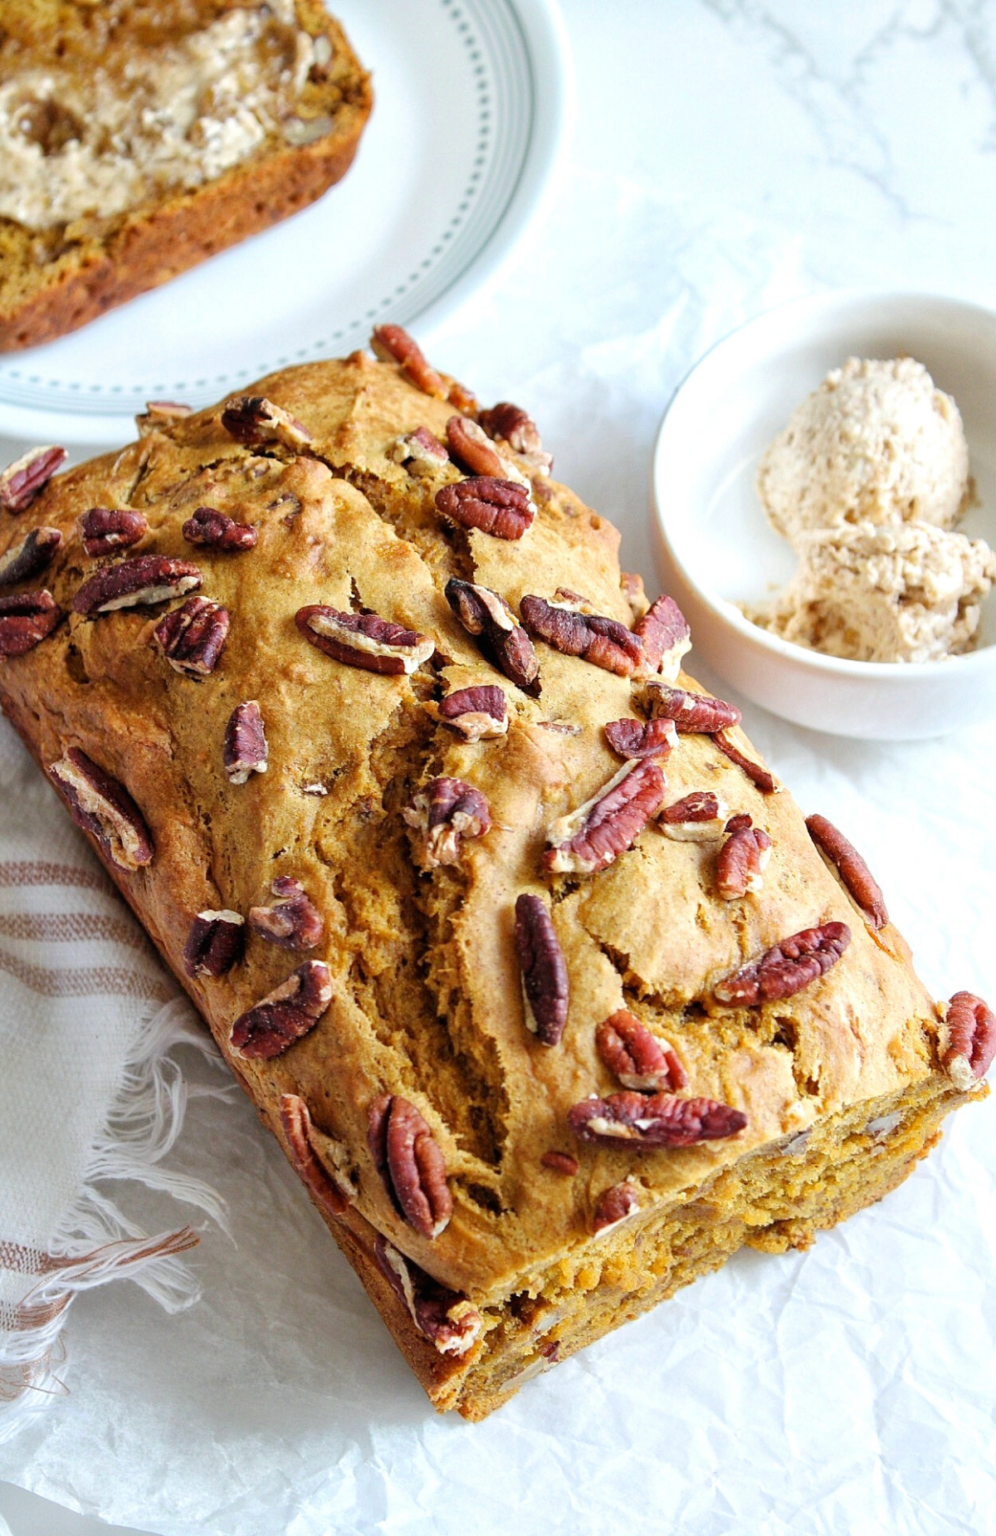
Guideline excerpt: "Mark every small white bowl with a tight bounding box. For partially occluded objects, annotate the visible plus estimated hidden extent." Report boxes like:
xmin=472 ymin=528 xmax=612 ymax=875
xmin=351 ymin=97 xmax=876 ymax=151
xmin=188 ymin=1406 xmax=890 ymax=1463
xmin=651 ymin=290 xmax=996 ymax=739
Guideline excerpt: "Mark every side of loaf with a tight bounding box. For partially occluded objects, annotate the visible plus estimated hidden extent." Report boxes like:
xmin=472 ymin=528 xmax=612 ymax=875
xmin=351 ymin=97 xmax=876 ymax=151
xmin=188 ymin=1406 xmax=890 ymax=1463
xmin=0 ymin=0 xmax=372 ymax=351
xmin=0 ymin=330 xmax=991 ymax=1420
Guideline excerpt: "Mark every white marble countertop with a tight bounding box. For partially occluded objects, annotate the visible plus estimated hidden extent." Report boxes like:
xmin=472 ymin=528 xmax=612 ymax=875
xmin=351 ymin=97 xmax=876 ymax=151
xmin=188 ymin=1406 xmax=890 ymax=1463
xmin=2 ymin=3 xmax=995 ymax=1533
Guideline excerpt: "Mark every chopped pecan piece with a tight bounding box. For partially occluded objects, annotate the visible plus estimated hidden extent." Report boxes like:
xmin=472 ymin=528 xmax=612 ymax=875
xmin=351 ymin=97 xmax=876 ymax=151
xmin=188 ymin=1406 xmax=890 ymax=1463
xmin=368 ymin=1094 xmax=453 ymax=1238
xmin=224 ymin=701 xmax=268 ymax=784
xmin=183 ymin=910 xmax=245 ymax=978
xmin=713 ymin=731 xmax=778 ymax=793
xmin=182 ymin=506 xmax=258 ymax=552
xmin=805 ymin=814 xmax=888 ymax=930
xmin=569 ymin=1091 xmax=747 ymax=1147
xmin=591 ymin=1180 xmax=641 ymax=1236
xmin=296 ymin=605 xmax=434 ymax=675
xmin=541 ymin=1150 xmax=579 ymax=1176
xmin=371 ymin=324 xmax=448 ymax=399
xmin=620 ymin=570 xmax=646 ymax=614
xmin=0 ymin=526 xmax=61 ymax=586
xmin=386 ymin=426 xmax=449 ymax=473
xmin=80 ymin=507 xmax=147 ymax=557
xmin=595 ymin=1010 xmax=687 ymax=1092
xmin=713 ymin=921 xmax=851 ymax=1007
xmin=374 ymin=1235 xmax=482 ymax=1355
xmin=230 ymin=959 xmax=332 ymax=1059
xmin=73 ymin=555 xmax=201 ymax=615
xmin=520 ymin=593 xmax=643 ymax=677
xmin=716 ymin=818 xmax=772 ymax=900
xmin=438 ymin=684 xmax=507 ymax=741
xmin=153 ymin=596 xmax=229 ymax=677
xmin=436 ymin=476 xmax=535 ymax=540
xmin=604 ymin=717 xmax=677 ymax=760
xmin=136 ymin=400 xmax=192 ymax=436
xmin=249 ymin=876 xmax=324 ymax=950
xmin=0 ymin=589 xmax=61 ymax=656
xmin=658 ymin=790 xmax=729 ymax=841
xmin=544 ymin=759 xmax=666 ymax=876
xmin=639 ymin=681 xmax=741 ymax=733
xmin=220 ymin=394 xmax=311 ymax=448
xmin=514 ymin=893 xmax=569 ymax=1045
xmin=446 ymin=414 xmax=506 ymax=478
xmin=49 ymin=748 xmax=153 ymax=870
xmin=632 ymin=595 xmax=692 ymax=682
xmin=0 ymin=446 xmax=66 ymax=513
xmin=941 ymin=992 xmax=996 ymax=1090
xmin=403 ymin=777 xmax=492 ymax=868
xmin=444 ymin=577 xmax=540 ymax=695
xmin=280 ymin=1093 xmax=350 ymax=1218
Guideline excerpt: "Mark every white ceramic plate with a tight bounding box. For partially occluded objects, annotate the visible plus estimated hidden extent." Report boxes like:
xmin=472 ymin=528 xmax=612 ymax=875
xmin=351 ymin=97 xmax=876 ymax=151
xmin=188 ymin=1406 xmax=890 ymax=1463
xmin=651 ymin=290 xmax=996 ymax=740
xmin=0 ymin=0 xmax=573 ymax=444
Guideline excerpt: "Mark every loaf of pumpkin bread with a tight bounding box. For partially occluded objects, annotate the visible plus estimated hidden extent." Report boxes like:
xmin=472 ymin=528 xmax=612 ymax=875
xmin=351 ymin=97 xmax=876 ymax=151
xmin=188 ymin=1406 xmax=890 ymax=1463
xmin=0 ymin=330 xmax=991 ymax=1420
xmin=0 ymin=0 xmax=371 ymax=350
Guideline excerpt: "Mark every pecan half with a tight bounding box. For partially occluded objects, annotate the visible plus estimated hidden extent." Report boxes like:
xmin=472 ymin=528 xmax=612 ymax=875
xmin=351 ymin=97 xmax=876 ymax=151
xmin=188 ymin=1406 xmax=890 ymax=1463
xmin=0 ymin=446 xmax=66 ymax=513
xmin=544 ymin=759 xmax=666 ymax=876
xmin=438 ymin=684 xmax=507 ymax=741
xmin=716 ymin=819 xmax=772 ymax=900
xmin=230 ymin=959 xmax=332 ymax=1059
xmin=367 ymin=1094 xmax=453 ymax=1238
xmin=0 ymin=589 xmax=61 ymax=656
xmin=569 ymin=1091 xmax=747 ymax=1147
xmin=182 ymin=506 xmax=258 ymax=552
xmin=713 ymin=921 xmax=851 ymax=1007
xmin=80 ymin=507 xmax=147 ymax=558
xmin=520 ymin=594 xmax=644 ymax=677
xmin=386 ymin=426 xmax=449 ymax=474
xmin=224 ymin=701 xmax=268 ymax=783
xmin=713 ymin=731 xmax=778 ymax=794
xmin=445 ymin=415 xmax=530 ymax=489
xmin=941 ymin=991 xmax=996 ymax=1090
xmin=73 ymin=555 xmax=201 ymax=614
xmin=632 ymin=595 xmax=692 ymax=682
xmin=595 ymin=1010 xmax=687 ymax=1092
xmin=220 ymin=395 xmax=311 ymax=448
xmin=639 ymin=681 xmax=741 ymax=733
xmin=296 ymin=605 xmax=434 ymax=675
xmin=403 ymin=777 xmax=492 ymax=868
xmin=805 ymin=814 xmax=888 ymax=930
xmin=658 ymin=791 xmax=729 ymax=841
xmin=591 ymin=1180 xmax=641 ymax=1237
xmin=444 ymin=577 xmax=540 ymax=695
xmin=374 ymin=1235 xmax=482 ymax=1355
xmin=478 ymin=402 xmax=548 ymax=473
xmin=541 ymin=1150 xmax=579 ymax=1175
xmin=49 ymin=748 xmax=153 ymax=870
xmin=371 ymin=324 xmax=447 ymax=399
xmin=604 ymin=717 xmax=677 ymax=760
xmin=0 ymin=526 xmax=61 ymax=586
xmin=249 ymin=876 xmax=324 ymax=950
xmin=436 ymin=476 xmax=535 ymax=540
xmin=280 ymin=1093 xmax=349 ymax=1218
xmin=136 ymin=400 xmax=192 ymax=436
xmin=153 ymin=596 xmax=229 ymax=677
xmin=514 ymin=893 xmax=569 ymax=1045
xmin=183 ymin=909 xmax=245 ymax=978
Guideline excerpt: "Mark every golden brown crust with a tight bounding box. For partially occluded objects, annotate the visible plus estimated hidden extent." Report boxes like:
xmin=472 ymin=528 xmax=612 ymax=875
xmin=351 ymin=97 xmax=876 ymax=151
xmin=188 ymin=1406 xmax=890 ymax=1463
xmin=0 ymin=348 xmax=978 ymax=1417
xmin=0 ymin=3 xmax=372 ymax=351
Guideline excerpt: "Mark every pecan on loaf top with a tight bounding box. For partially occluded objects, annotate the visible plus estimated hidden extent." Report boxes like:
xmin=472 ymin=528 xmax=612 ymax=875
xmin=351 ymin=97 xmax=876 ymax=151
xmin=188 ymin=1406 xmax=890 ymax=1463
xmin=0 ymin=344 xmax=941 ymax=1300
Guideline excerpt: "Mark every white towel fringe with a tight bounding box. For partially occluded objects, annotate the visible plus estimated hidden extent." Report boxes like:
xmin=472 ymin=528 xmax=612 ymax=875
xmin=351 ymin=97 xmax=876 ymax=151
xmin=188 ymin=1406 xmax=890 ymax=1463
xmin=0 ymin=995 xmax=230 ymax=1441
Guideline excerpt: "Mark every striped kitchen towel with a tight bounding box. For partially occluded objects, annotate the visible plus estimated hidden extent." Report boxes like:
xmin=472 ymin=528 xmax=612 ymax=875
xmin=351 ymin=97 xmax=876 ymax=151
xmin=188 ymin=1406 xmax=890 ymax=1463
xmin=0 ymin=717 xmax=226 ymax=1442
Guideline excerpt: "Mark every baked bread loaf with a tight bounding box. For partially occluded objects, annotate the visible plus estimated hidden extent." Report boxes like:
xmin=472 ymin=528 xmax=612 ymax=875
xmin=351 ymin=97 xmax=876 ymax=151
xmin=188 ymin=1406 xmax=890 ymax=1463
xmin=0 ymin=0 xmax=372 ymax=351
xmin=0 ymin=329 xmax=992 ymax=1420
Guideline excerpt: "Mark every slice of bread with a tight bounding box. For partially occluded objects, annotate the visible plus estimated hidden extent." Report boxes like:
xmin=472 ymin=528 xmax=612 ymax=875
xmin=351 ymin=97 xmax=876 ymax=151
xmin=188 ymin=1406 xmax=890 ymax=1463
xmin=0 ymin=0 xmax=372 ymax=351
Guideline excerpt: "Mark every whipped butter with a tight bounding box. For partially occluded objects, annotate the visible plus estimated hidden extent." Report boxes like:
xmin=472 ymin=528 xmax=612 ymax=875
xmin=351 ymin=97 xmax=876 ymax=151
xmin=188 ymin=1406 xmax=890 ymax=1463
xmin=0 ymin=2 xmax=318 ymax=230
